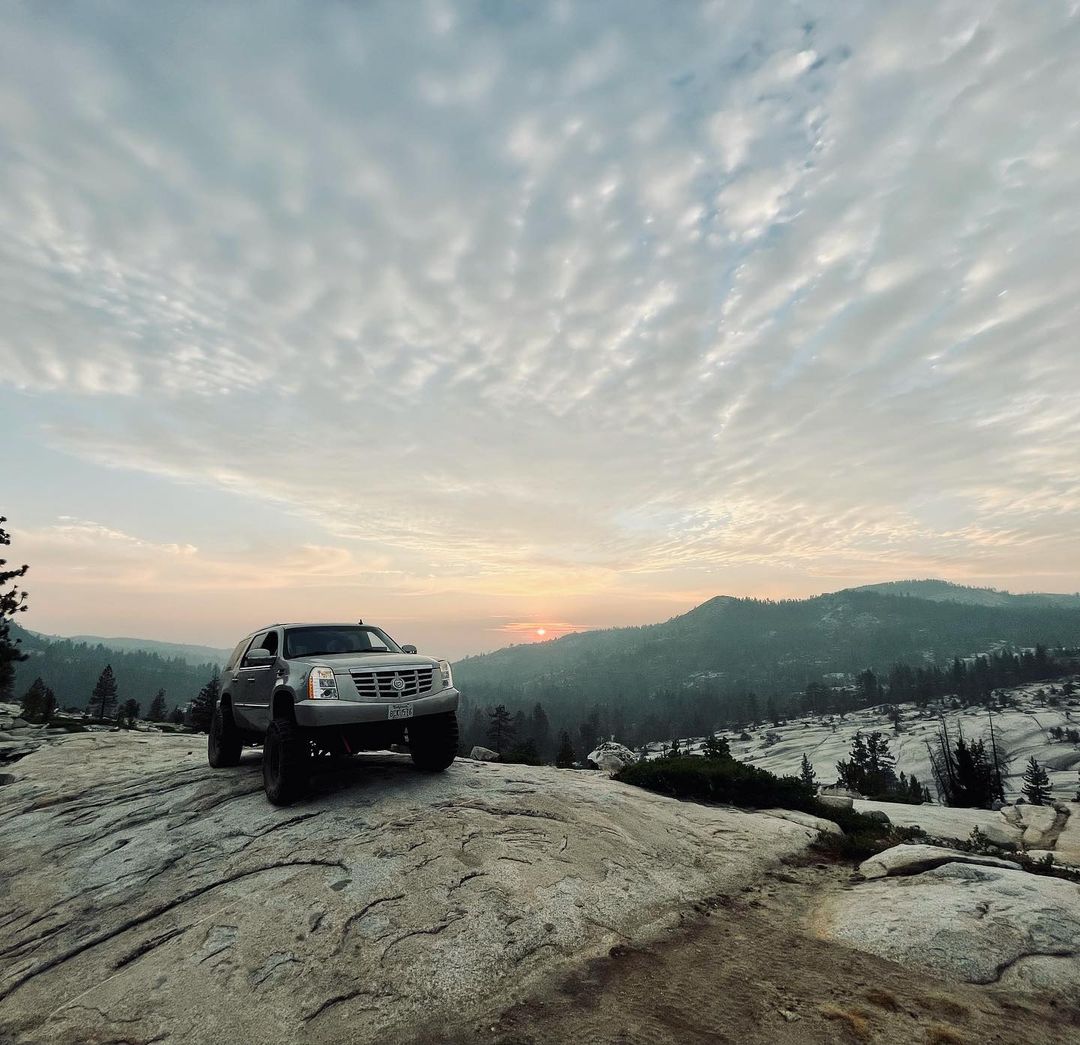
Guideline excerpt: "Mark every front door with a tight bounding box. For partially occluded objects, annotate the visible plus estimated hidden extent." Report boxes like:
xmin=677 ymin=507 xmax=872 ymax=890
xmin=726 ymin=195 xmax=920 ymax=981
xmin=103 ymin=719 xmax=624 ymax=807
xmin=234 ymin=629 xmax=279 ymax=730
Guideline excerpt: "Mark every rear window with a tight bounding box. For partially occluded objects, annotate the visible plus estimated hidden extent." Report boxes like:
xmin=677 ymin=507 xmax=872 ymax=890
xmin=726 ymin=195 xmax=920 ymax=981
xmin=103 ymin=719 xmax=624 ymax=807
xmin=283 ymin=626 xmax=401 ymax=658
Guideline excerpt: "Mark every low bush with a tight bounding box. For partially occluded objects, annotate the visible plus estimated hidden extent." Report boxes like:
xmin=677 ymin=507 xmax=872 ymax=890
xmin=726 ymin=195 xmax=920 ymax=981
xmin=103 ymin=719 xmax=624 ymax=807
xmin=615 ymin=754 xmax=920 ymax=861
xmin=614 ymin=755 xmax=812 ymax=810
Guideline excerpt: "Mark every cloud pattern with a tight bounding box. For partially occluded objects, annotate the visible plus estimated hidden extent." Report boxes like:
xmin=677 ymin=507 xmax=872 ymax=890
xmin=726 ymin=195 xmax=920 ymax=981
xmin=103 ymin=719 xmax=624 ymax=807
xmin=2 ymin=2 xmax=1079 ymax=650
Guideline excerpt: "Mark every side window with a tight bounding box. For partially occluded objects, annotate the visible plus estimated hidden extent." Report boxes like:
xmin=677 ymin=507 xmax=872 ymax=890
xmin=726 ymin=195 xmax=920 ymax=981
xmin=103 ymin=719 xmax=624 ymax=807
xmin=225 ymin=638 xmax=250 ymax=672
xmin=242 ymin=632 xmax=270 ymax=666
xmin=261 ymin=630 xmax=279 ymax=656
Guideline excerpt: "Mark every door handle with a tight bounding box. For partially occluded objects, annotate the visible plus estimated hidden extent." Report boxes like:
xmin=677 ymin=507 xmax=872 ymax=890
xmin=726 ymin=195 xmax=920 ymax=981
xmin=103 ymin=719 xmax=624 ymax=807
xmin=246 ymin=677 xmax=257 ymax=683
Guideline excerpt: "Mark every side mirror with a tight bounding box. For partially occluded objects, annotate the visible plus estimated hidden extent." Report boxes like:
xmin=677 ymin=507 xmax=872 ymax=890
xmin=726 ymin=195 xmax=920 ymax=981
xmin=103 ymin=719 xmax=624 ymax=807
xmin=401 ymin=644 xmax=417 ymax=655
xmin=245 ymin=648 xmax=274 ymax=665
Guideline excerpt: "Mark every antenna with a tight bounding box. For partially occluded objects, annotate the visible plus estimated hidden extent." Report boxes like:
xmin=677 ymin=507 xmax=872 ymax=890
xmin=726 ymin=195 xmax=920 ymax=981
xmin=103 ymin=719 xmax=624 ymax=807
xmin=357 ymin=619 xmax=364 ymax=625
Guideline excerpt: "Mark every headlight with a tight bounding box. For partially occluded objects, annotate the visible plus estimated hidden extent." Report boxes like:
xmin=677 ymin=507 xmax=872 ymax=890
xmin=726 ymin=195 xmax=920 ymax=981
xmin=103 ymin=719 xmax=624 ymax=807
xmin=439 ymin=660 xmax=453 ymax=689
xmin=307 ymin=666 xmax=339 ymax=700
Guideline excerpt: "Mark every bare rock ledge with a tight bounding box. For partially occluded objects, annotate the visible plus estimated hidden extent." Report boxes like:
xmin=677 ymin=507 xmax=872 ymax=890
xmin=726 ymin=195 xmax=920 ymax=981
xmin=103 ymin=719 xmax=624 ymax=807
xmin=0 ymin=732 xmax=820 ymax=1045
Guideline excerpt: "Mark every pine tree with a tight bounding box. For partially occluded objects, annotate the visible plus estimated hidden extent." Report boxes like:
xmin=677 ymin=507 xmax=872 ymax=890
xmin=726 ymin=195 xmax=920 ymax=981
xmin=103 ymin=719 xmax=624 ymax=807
xmin=486 ymin=704 xmax=515 ymax=755
xmin=147 ymin=689 xmax=168 ymax=722
xmin=578 ymin=709 xmax=600 ymax=760
xmin=119 ymin=698 xmax=140 ymax=729
xmin=169 ymin=705 xmax=184 ymax=725
xmin=1021 ymin=756 xmax=1051 ymax=805
xmin=799 ymin=753 xmax=817 ymax=792
xmin=703 ymin=733 xmax=730 ymax=760
xmin=188 ymin=668 xmax=219 ymax=733
xmin=21 ymin=677 xmax=48 ymax=721
xmin=90 ymin=665 xmax=119 ymax=720
xmin=836 ymin=731 xmax=897 ymax=798
xmin=0 ymin=517 xmax=30 ymax=701
xmin=555 ymin=731 xmax=576 ymax=768
xmin=528 ymin=702 xmax=551 ymax=761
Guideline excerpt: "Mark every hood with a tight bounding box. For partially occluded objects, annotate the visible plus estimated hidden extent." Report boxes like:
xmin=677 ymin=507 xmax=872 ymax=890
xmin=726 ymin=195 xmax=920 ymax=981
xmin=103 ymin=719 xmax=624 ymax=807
xmin=288 ymin=652 xmax=440 ymax=674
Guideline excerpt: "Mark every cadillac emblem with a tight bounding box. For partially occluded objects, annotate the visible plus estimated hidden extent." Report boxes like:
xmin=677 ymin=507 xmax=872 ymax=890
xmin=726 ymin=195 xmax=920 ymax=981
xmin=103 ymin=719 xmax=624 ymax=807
xmin=390 ymin=676 xmax=406 ymax=692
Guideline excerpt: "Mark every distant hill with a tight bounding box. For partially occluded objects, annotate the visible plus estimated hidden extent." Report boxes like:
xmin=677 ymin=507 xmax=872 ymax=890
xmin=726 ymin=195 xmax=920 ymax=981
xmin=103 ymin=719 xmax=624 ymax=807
xmin=454 ymin=584 xmax=1080 ymax=724
xmin=849 ymin=579 xmax=1080 ymax=609
xmin=52 ymin=633 xmax=231 ymax=667
xmin=9 ymin=624 xmax=221 ymax=714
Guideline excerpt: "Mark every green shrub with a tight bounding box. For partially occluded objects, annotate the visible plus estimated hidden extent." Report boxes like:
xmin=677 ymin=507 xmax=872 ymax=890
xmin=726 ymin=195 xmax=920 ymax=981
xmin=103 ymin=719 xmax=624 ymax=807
xmin=614 ymin=755 xmax=813 ymax=810
xmin=615 ymin=754 xmax=920 ymax=861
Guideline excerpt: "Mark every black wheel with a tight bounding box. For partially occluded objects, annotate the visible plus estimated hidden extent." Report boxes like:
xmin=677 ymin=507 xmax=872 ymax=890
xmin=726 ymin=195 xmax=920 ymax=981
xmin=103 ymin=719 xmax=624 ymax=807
xmin=208 ymin=705 xmax=242 ymax=768
xmin=263 ymin=718 xmax=310 ymax=805
xmin=407 ymin=712 xmax=459 ymax=772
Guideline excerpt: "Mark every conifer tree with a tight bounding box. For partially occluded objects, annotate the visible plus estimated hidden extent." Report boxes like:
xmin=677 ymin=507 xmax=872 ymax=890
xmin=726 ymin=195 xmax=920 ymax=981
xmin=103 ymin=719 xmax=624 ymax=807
xmin=119 ymin=698 xmax=140 ymax=729
xmin=188 ymin=668 xmax=219 ymax=733
xmin=169 ymin=705 xmax=184 ymax=725
xmin=703 ymin=733 xmax=731 ymax=760
xmin=90 ymin=665 xmax=119 ymax=720
xmin=0 ymin=517 xmax=29 ymax=701
xmin=799 ymin=753 xmax=817 ymax=792
xmin=147 ymin=689 xmax=168 ymax=722
xmin=1021 ymin=756 xmax=1051 ymax=805
xmin=486 ymin=704 xmax=515 ymax=754
xmin=555 ymin=730 xmax=576 ymax=768
xmin=21 ymin=677 xmax=49 ymax=721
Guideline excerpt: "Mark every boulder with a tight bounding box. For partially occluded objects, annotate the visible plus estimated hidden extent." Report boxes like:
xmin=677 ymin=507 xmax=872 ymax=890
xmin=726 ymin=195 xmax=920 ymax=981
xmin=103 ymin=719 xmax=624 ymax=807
xmin=0 ymin=732 xmax=824 ymax=1045
xmin=587 ymin=741 xmax=639 ymax=773
xmin=817 ymin=794 xmax=853 ymax=811
xmin=862 ymin=809 xmax=891 ymax=826
xmin=761 ymin=808 xmax=842 ymax=836
xmin=817 ymin=861 xmax=1080 ymax=991
xmin=858 ymin=844 xmax=1021 ymax=880
xmin=468 ymin=745 xmax=500 ymax=762
xmin=1053 ymin=802 xmax=1080 ymax=867
xmin=1017 ymin=804 xmax=1060 ymax=848
xmin=853 ymin=799 xmax=1022 ymax=849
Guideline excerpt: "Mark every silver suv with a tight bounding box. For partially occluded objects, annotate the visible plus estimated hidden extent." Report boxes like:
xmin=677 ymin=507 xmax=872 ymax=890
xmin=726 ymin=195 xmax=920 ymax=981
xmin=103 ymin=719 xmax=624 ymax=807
xmin=208 ymin=622 xmax=460 ymax=804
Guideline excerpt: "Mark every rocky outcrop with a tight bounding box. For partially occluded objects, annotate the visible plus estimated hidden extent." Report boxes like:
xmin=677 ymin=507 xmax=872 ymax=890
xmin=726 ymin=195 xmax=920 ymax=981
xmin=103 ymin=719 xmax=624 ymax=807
xmin=817 ymin=856 xmax=1080 ymax=991
xmin=858 ymin=844 xmax=1021 ymax=880
xmin=586 ymin=741 xmax=639 ymax=773
xmin=0 ymin=732 xmax=822 ymax=1045
xmin=0 ymin=703 xmax=52 ymax=765
xmin=467 ymin=745 xmax=499 ymax=761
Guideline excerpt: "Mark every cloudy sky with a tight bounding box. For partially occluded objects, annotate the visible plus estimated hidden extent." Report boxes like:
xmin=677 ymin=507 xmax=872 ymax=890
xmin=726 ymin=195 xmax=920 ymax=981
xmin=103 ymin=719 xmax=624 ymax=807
xmin=3 ymin=2 xmax=1079 ymax=657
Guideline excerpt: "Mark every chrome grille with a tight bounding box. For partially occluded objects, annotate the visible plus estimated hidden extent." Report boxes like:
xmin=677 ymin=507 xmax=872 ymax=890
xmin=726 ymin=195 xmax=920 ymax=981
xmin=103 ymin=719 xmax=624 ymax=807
xmin=349 ymin=667 xmax=434 ymax=700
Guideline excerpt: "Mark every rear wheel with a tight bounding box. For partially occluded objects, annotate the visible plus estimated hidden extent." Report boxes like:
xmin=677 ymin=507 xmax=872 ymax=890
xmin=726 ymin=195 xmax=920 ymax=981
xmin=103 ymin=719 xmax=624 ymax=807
xmin=408 ymin=711 xmax=459 ymax=772
xmin=208 ymin=705 xmax=242 ymax=768
xmin=263 ymin=718 xmax=310 ymax=805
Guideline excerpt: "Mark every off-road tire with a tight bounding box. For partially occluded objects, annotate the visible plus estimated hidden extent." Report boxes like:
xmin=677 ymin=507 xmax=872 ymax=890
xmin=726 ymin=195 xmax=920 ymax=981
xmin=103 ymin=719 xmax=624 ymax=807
xmin=208 ymin=705 xmax=243 ymax=768
xmin=408 ymin=711 xmax=459 ymax=772
xmin=263 ymin=718 xmax=310 ymax=805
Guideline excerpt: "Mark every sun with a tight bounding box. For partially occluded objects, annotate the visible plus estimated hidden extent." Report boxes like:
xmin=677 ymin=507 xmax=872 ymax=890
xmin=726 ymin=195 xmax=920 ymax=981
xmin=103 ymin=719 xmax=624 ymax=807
xmin=535 ymin=628 xmax=546 ymax=637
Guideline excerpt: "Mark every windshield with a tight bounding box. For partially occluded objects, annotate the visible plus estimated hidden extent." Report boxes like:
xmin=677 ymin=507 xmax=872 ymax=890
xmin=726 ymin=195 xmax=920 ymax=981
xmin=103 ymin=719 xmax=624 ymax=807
xmin=283 ymin=625 xmax=402 ymax=658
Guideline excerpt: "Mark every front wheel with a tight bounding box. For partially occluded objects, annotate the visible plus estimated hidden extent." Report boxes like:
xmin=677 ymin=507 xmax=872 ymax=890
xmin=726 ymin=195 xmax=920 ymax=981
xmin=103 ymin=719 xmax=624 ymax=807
xmin=208 ymin=705 xmax=242 ymax=768
xmin=408 ymin=711 xmax=459 ymax=772
xmin=263 ymin=719 xmax=310 ymax=805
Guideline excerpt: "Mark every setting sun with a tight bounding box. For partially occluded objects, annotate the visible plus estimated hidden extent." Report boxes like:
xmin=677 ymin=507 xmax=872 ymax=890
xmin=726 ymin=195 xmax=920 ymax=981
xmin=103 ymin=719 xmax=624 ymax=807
xmin=536 ymin=628 xmax=546 ymax=637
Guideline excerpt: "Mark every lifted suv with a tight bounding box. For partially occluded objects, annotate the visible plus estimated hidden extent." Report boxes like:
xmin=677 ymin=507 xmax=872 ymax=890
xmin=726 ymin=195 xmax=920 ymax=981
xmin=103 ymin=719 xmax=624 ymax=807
xmin=208 ymin=622 xmax=460 ymax=804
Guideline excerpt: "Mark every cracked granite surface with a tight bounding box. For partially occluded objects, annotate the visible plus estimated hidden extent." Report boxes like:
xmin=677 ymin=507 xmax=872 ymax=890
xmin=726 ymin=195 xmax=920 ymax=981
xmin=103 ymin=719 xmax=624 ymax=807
xmin=0 ymin=733 xmax=817 ymax=1044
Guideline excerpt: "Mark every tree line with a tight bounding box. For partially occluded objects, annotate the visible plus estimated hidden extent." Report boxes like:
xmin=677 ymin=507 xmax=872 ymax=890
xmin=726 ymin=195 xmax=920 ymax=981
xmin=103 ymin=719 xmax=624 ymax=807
xmin=458 ymin=647 xmax=1077 ymax=767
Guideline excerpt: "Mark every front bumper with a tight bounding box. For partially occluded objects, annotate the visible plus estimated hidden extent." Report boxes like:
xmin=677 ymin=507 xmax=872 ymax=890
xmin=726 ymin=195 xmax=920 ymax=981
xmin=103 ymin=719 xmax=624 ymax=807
xmin=293 ymin=687 xmax=459 ymax=729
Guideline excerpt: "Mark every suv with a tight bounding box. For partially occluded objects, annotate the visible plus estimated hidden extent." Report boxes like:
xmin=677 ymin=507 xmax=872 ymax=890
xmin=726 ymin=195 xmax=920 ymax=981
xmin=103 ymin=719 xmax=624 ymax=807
xmin=208 ymin=622 xmax=459 ymax=804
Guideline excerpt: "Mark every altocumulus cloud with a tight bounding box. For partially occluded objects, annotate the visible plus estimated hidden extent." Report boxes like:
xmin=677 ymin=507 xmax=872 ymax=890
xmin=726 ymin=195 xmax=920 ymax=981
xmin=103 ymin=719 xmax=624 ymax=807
xmin=2 ymin=0 xmax=1080 ymax=624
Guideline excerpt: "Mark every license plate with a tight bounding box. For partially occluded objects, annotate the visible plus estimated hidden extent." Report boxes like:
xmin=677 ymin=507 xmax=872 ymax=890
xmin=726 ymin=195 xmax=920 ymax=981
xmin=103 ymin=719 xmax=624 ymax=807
xmin=388 ymin=703 xmax=414 ymax=720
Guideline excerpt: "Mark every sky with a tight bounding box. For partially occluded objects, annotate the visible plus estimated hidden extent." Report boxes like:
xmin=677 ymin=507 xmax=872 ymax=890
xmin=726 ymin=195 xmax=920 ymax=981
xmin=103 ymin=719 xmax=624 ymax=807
xmin=2 ymin=1 xmax=1079 ymax=659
